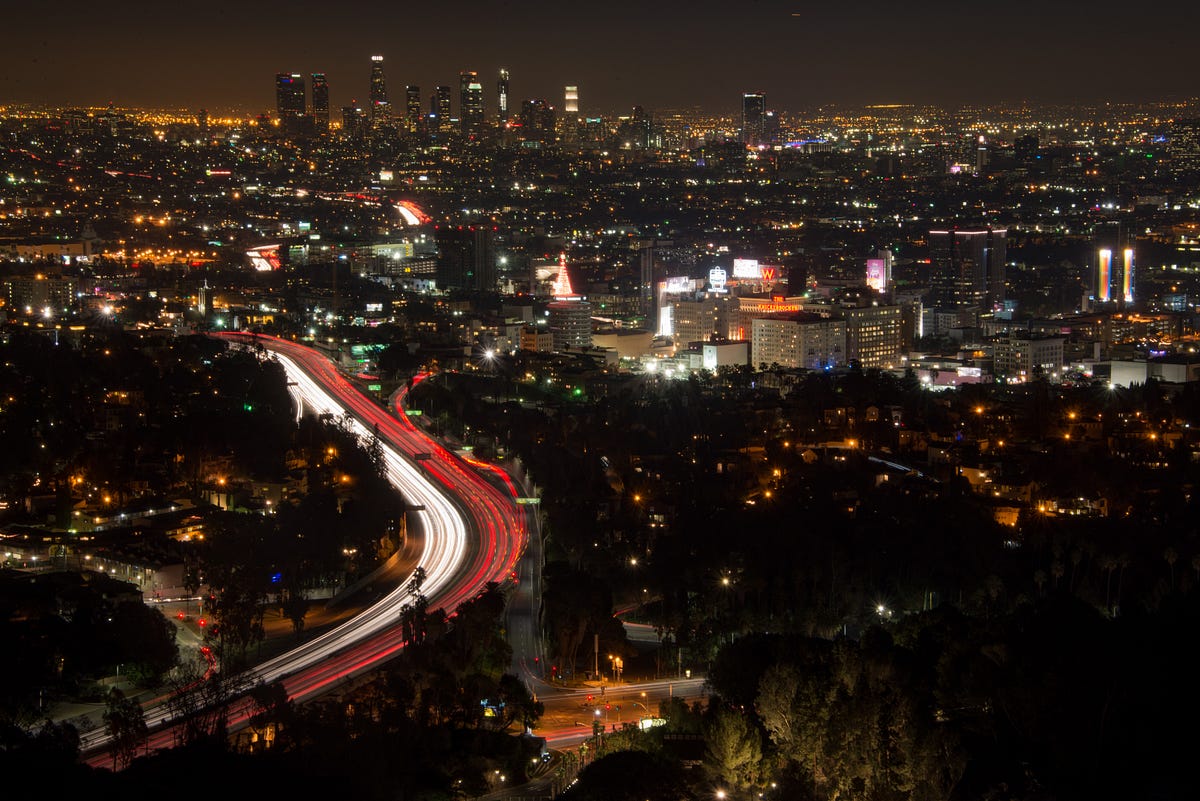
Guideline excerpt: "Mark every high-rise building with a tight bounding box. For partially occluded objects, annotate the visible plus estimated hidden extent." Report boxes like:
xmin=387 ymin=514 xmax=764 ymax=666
xmin=843 ymin=304 xmax=903 ymax=368
xmin=549 ymin=300 xmax=593 ymax=351
xmin=497 ymin=69 xmax=510 ymax=123
xmin=1095 ymin=246 xmax=1136 ymax=305
xmin=436 ymin=226 xmax=495 ymax=291
xmin=518 ymin=99 xmax=556 ymax=143
xmin=1122 ymin=248 xmax=1135 ymax=304
xmin=1093 ymin=221 xmax=1134 ymax=306
xmin=275 ymin=73 xmax=306 ymax=118
xmin=405 ymin=85 xmax=422 ymax=131
xmin=866 ymin=249 xmax=894 ymax=293
xmin=751 ymin=314 xmax=845 ymax=370
xmin=561 ymin=85 xmax=580 ymax=143
xmin=459 ymin=71 xmax=484 ymax=135
xmin=1168 ymin=119 xmax=1200 ymax=169
xmin=341 ymin=103 xmax=367 ymax=138
xmin=369 ymin=55 xmax=389 ymax=120
xmin=928 ymin=227 xmax=1007 ymax=309
xmin=1097 ymin=248 xmax=1113 ymax=303
xmin=742 ymin=92 xmax=766 ymax=145
xmin=432 ymin=86 xmax=452 ymax=134
xmin=671 ymin=295 xmax=737 ymax=350
xmin=310 ymin=73 xmax=329 ymax=127
xmin=993 ymin=333 xmax=1065 ymax=381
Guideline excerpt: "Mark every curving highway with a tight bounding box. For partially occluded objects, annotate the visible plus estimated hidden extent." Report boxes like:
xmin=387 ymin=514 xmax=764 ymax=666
xmin=81 ymin=332 xmax=526 ymax=762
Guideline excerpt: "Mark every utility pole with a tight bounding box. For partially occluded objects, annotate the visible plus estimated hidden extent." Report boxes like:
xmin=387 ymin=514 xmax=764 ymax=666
xmin=593 ymin=633 xmax=599 ymax=681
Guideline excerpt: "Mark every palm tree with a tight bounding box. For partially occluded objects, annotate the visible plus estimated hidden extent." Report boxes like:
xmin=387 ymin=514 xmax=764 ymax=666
xmin=1164 ymin=547 xmax=1179 ymax=591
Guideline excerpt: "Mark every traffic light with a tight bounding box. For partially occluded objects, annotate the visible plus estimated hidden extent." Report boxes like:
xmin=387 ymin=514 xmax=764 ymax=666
xmin=586 ymin=694 xmax=593 ymax=703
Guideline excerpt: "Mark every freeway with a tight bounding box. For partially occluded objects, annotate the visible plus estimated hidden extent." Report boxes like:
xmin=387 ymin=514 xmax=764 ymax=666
xmin=81 ymin=333 xmax=526 ymax=762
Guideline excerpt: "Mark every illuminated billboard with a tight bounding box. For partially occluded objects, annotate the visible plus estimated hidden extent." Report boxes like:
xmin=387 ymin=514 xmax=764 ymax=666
xmin=732 ymin=258 xmax=761 ymax=279
xmin=658 ymin=305 xmax=673 ymax=337
xmin=708 ymin=267 xmax=727 ymax=292
xmin=866 ymin=259 xmax=888 ymax=292
xmin=663 ymin=276 xmax=692 ymax=294
xmin=246 ymin=244 xmax=282 ymax=271
xmin=1122 ymin=248 xmax=1134 ymax=303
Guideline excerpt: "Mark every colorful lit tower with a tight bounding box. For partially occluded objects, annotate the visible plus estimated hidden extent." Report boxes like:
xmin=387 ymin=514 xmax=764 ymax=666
xmin=1097 ymin=248 xmax=1113 ymax=303
xmin=1122 ymin=248 xmax=1135 ymax=304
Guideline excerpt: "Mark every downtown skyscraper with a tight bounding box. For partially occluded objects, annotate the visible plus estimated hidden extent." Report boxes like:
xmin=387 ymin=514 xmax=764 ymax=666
xmin=275 ymin=73 xmax=306 ymax=118
xmin=311 ymin=73 xmax=329 ymax=127
xmin=432 ymin=86 xmax=452 ymax=134
xmin=497 ymin=68 xmax=510 ymax=123
xmin=369 ymin=55 xmax=389 ymax=121
xmin=459 ymin=71 xmax=484 ymax=136
xmin=405 ymin=85 xmax=422 ymax=131
xmin=742 ymin=92 xmax=765 ymax=145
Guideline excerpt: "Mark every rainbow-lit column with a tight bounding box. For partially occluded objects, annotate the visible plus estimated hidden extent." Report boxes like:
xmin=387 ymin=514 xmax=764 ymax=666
xmin=1122 ymin=248 xmax=1134 ymax=303
xmin=1097 ymin=249 xmax=1112 ymax=302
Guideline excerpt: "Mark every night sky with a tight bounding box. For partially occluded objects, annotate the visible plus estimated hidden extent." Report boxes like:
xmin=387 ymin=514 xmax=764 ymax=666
xmin=3 ymin=0 xmax=1196 ymax=113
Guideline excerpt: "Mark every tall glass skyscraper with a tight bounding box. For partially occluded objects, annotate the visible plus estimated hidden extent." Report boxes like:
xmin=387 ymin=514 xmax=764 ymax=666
xmin=310 ymin=73 xmax=329 ymax=127
xmin=742 ymin=92 xmax=765 ymax=145
xmin=497 ymin=68 xmax=510 ymax=123
xmin=405 ymin=85 xmax=421 ymax=131
xmin=432 ymin=86 xmax=452 ymax=134
xmin=275 ymin=73 xmax=306 ymax=117
xmin=369 ymin=55 xmax=389 ymax=120
xmin=459 ymin=70 xmax=483 ymax=135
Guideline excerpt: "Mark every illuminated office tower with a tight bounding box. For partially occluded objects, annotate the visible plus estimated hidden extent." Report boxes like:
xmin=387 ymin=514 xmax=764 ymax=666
xmin=1097 ymin=248 xmax=1112 ymax=303
xmin=310 ymin=73 xmax=329 ymax=126
xmin=341 ymin=103 xmax=367 ymax=138
xmin=459 ymin=70 xmax=484 ymax=135
xmin=1122 ymin=248 xmax=1135 ymax=303
xmin=405 ymin=85 xmax=421 ymax=130
xmin=519 ymin=99 xmax=556 ymax=144
xmin=929 ymin=227 xmax=1007 ymax=309
xmin=369 ymin=55 xmax=389 ymax=120
xmin=497 ymin=68 xmax=510 ymax=123
xmin=742 ymin=92 xmax=765 ymax=145
xmin=275 ymin=73 xmax=306 ymax=117
xmin=562 ymin=85 xmax=579 ymax=142
xmin=431 ymin=86 xmax=452 ymax=134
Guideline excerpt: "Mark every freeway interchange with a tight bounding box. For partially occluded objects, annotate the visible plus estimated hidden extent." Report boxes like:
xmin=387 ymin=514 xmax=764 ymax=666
xmin=81 ymin=333 xmax=527 ymax=761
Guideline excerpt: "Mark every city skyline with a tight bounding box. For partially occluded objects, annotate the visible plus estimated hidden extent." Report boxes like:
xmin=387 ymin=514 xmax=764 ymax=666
xmin=3 ymin=0 xmax=1198 ymax=112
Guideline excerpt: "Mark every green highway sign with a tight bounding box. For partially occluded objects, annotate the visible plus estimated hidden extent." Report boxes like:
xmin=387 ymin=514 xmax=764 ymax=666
xmin=406 ymin=409 xmax=423 ymax=416
xmin=516 ymin=497 xmax=541 ymax=505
